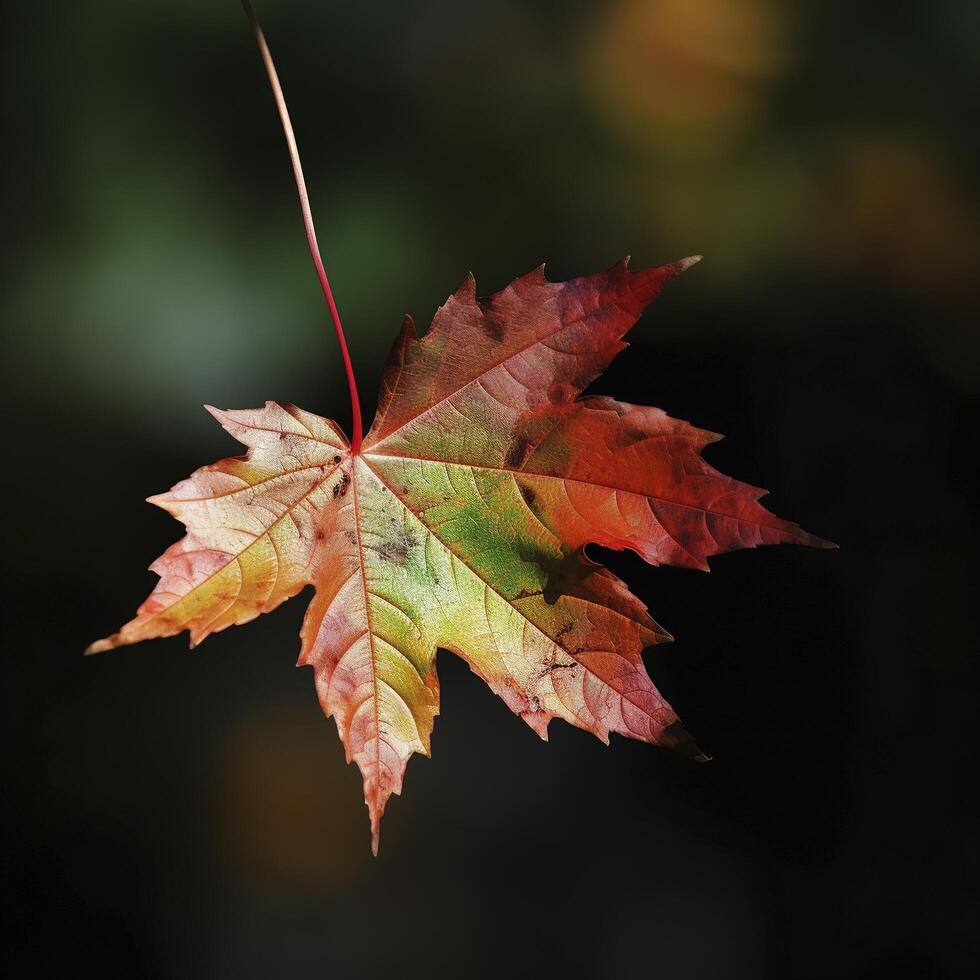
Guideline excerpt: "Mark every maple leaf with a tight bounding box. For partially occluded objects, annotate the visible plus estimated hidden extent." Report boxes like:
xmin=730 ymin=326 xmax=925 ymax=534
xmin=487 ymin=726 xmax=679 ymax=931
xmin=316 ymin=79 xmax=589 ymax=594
xmin=89 ymin=256 xmax=831 ymax=852
xmin=88 ymin=3 xmax=833 ymax=853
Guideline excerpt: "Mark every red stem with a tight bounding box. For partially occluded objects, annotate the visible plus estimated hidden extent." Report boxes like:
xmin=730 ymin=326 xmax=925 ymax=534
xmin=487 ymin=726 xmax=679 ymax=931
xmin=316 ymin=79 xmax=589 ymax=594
xmin=241 ymin=0 xmax=364 ymax=453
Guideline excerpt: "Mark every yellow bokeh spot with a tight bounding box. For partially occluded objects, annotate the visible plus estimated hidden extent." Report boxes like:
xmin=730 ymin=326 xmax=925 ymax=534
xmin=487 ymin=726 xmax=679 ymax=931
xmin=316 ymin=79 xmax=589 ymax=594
xmin=586 ymin=0 xmax=788 ymax=152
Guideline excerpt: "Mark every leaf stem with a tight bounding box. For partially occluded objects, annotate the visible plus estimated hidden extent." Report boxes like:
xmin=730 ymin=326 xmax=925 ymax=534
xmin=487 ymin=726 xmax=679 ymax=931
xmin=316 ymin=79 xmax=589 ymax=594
xmin=240 ymin=0 xmax=364 ymax=453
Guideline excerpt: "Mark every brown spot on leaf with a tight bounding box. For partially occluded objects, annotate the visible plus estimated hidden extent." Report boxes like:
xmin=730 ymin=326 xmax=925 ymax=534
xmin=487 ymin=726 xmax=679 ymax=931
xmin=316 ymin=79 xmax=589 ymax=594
xmin=554 ymin=622 xmax=573 ymax=644
xmin=480 ymin=310 xmax=505 ymax=342
xmin=332 ymin=471 xmax=351 ymax=499
xmin=512 ymin=587 xmax=544 ymax=601
xmin=516 ymin=479 xmax=537 ymax=510
xmin=375 ymin=528 xmax=419 ymax=567
xmin=547 ymin=381 xmax=575 ymax=404
xmin=505 ymin=435 xmax=533 ymax=470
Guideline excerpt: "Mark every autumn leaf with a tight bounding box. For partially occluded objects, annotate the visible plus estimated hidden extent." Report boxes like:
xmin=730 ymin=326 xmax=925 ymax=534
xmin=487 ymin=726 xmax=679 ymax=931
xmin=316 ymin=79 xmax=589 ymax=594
xmin=88 ymin=3 xmax=832 ymax=854
xmin=89 ymin=255 xmax=831 ymax=852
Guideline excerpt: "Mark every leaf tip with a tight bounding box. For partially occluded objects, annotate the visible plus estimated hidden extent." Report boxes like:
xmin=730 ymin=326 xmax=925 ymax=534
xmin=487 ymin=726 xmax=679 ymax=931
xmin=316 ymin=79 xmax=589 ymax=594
xmin=666 ymin=255 xmax=702 ymax=280
xmin=456 ymin=271 xmax=477 ymax=300
xmin=517 ymin=262 xmax=548 ymax=287
xmin=653 ymin=254 xmax=703 ymax=283
xmin=794 ymin=527 xmax=838 ymax=551
xmin=661 ymin=721 xmax=709 ymax=762
xmin=522 ymin=709 xmax=551 ymax=741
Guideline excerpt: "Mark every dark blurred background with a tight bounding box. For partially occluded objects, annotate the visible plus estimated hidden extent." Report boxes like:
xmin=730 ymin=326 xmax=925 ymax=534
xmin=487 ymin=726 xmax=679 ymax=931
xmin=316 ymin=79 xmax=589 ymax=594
xmin=2 ymin=1 xmax=977 ymax=977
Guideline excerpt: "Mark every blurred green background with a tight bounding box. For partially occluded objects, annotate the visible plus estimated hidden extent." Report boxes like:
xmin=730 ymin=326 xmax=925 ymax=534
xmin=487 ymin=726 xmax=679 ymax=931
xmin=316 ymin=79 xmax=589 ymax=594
xmin=6 ymin=0 xmax=978 ymax=428
xmin=2 ymin=2 xmax=977 ymax=978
